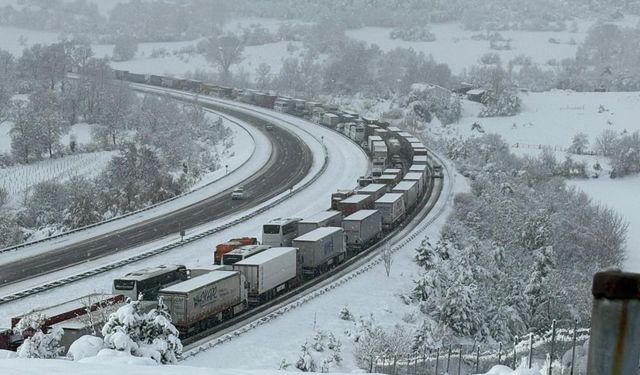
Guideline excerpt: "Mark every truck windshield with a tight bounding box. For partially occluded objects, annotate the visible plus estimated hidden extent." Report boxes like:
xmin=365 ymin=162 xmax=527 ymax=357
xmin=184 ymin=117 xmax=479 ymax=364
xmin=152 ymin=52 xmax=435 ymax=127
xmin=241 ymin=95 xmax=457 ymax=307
xmin=113 ymin=279 xmax=135 ymax=290
xmin=263 ymin=225 xmax=281 ymax=234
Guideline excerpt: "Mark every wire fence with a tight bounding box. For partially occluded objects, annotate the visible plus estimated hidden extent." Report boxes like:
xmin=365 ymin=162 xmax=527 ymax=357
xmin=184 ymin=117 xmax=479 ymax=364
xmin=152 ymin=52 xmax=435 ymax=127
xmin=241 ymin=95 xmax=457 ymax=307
xmin=370 ymin=320 xmax=589 ymax=375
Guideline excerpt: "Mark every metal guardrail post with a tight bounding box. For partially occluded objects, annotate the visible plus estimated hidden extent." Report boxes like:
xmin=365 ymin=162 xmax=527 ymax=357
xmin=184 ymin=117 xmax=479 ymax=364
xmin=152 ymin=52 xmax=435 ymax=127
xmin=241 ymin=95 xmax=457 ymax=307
xmin=446 ymin=344 xmax=452 ymax=374
xmin=435 ymin=348 xmax=440 ymax=375
xmin=476 ymin=346 xmax=480 ymax=373
xmin=548 ymin=320 xmax=557 ymax=375
xmin=498 ymin=342 xmax=502 ymax=364
xmin=457 ymin=345 xmax=462 ymax=375
xmin=570 ymin=320 xmax=578 ymax=375
xmin=528 ymin=333 xmax=534 ymax=368
xmin=587 ymin=271 xmax=640 ymax=375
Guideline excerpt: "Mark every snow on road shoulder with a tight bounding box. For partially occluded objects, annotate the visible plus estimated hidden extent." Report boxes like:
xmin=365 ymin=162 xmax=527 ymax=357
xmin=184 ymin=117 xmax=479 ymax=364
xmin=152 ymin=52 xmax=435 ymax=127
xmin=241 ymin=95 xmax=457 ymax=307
xmin=183 ymin=162 xmax=467 ymax=371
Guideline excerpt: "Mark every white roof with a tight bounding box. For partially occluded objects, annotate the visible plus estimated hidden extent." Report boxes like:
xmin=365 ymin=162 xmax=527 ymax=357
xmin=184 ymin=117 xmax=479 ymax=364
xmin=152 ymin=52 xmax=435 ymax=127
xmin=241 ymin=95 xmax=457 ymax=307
xmin=14 ymin=293 xmax=118 ymax=320
xmin=413 ymin=155 xmax=428 ymax=161
xmin=341 ymin=194 xmax=370 ymax=204
xmin=404 ymin=172 xmax=423 ymax=180
xmin=387 ymin=126 xmax=402 ymax=132
xmin=375 ymin=128 xmax=388 ymax=132
xmin=300 ymin=210 xmax=342 ymax=224
xmin=267 ymin=217 xmax=301 ymax=226
xmin=294 ymin=227 xmax=342 ymax=242
xmin=376 ymin=174 xmax=396 ymax=179
xmin=407 ymin=137 xmax=421 ymax=143
xmin=121 ymin=264 xmax=184 ymax=281
xmin=343 ymin=209 xmax=380 ymax=221
xmin=324 ymin=113 xmax=339 ymax=118
xmin=368 ymin=135 xmax=383 ymax=140
xmin=233 ymin=247 xmax=296 ymax=266
xmin=375 ymin=193 xmax=404 ymax=204
xmin=356 ymin=183 xmax=387 ymax=194
xmin=398 ymin=132 xmax=413 ymax=138
xmin=383 ymin=169 xmax=401 ymax=174
xmin=160 ymin=271 xmax=238 ymax=294
xmin=467 ymin=89 xmax=485 ymax=95
xmin=410 ymin=164 xmax=427 ymax=171
xmin=392 ymin=181 xmax=418 ymax=192
xmin=225 ymin=245 xmax=270 ymax=256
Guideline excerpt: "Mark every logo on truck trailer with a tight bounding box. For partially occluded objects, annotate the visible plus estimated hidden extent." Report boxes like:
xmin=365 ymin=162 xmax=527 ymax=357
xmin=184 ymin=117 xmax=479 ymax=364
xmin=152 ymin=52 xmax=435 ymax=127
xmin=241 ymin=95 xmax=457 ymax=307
xmin=193 ymin=286 xmax=218 ymax=308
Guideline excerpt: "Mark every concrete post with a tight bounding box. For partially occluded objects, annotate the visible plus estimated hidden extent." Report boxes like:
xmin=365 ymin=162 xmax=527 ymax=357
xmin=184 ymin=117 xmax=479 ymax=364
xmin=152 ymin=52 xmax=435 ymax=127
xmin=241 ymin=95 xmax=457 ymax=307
xmin=587 ymin=271 xmax=640 ymax=375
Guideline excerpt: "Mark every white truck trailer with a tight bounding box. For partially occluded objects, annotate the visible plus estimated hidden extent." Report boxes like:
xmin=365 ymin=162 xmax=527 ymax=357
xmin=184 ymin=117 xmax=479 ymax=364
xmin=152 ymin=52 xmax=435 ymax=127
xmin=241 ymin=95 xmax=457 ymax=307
xmin=159 ymin=271 xmax=247 ymax=336
xmin=297 ymin=210 xmax=343 ymax=236
xmin=232 ymin=247 xmax=300 ymax=305
xmin=342 ymin=209 xmax=382 ymax=251
xmin=392 ymin=180 xmax=419 ymax=211
xmin=374 ymin=193 xmax=406 ymax=229
xmin=292 ymin=227 xmax=345 ymax=276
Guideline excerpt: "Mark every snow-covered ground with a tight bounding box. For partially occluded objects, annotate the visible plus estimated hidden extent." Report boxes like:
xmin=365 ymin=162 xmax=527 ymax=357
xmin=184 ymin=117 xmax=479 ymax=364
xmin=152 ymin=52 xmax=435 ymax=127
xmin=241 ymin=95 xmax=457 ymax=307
xmin=441 ymin=90 xmax=640 ymax=270
xmin=180 ymin=162 xmax=463 ymax=371
xmin=0 ymin=93 xmax=369 ymax=330
xmin=0 ymin=356 xmax=363 ymax=375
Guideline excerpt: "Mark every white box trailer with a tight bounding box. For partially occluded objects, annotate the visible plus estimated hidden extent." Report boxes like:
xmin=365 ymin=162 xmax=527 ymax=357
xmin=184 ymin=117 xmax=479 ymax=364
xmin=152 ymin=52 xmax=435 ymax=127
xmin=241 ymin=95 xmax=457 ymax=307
xmin=404 ymin=171 xmax=425 ymax=195
xmin=355 ymin=183 xmax=388 ymax=201
xmin=232 ymin=247 xmax=299 ymax=305
xmin=392 ymin=180 xmax=419 ymax=211
xmin=374 ymin=193 xmax=406 ymax=229
xmin=409 ymin=164 xmax=429 ymax=186
xmin=293 ymin=227 xmax=345 ymax=276
xmin=159 ymin=271 xmax=247 ymax=335
xmin=368 ymin=135 xmax=383 ymax=151
xmin=297 ymin=210 xmax=343 ymax=236
xmin=413 ymin=155 xmax=429 ymax=165
xmin=342 ymin=209 xmax=382 ymax=251
xmin=322 ymin=113 xmax=340 ymax=128
xmin=349 ymin=124 xmax=365 ymax=143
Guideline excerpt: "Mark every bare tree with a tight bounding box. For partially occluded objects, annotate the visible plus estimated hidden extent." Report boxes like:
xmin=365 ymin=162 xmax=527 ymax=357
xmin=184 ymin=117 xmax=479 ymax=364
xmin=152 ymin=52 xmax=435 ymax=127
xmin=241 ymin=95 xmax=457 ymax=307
xmin=382 ymin=245 xmax=394 ymax=277
xmin=203 ymin=34 xmax=244 ymax=84
xmin=78 ymin=294 xmax=120 ymax=336
xmin=255 ymin=63 xmax=272 ymax=91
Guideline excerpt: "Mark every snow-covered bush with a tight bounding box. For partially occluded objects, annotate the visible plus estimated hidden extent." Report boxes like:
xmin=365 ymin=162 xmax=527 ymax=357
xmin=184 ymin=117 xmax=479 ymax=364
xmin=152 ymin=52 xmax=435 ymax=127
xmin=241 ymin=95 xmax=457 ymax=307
xmin=295 ymin=330 xmax=342 ymax=372
xmin=67 ymin=335 xmax=104 ymax=361
xmin=13 ymin=313 xmax=64 ymax=359
xmin=339 ymin=306 xmax=354 ymax=321
xmin=102 ymin=297 xmax=183 ymax=364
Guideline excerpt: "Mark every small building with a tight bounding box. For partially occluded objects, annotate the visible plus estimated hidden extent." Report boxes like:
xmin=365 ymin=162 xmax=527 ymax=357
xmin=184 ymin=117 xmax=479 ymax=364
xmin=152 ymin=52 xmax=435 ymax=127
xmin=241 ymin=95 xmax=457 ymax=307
xmin=466 ymin=89 xmax=486 ymax=103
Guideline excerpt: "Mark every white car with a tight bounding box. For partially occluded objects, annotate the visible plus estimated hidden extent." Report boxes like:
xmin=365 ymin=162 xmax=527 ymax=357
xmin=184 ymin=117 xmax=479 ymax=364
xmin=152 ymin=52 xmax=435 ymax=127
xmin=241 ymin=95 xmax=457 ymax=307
xmin=231 ymin=187 xmax=245 ymax=200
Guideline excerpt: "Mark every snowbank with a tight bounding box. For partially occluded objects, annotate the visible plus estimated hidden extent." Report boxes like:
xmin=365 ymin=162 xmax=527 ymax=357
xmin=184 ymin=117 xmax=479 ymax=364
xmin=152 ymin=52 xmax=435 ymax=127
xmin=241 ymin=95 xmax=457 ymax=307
xmin=475 ymin=366 xmax=541 ymax=375
xmin=67 ymin=336 xmax=104 ymax=361
xmin=0 ymin=357 xmax=369 ymax=375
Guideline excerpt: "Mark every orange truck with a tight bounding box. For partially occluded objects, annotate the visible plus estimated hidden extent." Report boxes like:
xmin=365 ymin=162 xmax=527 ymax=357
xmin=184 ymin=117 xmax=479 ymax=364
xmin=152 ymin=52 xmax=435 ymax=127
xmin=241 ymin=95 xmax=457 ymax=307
xmin=214 ymin=237 xmax=258 ymax=264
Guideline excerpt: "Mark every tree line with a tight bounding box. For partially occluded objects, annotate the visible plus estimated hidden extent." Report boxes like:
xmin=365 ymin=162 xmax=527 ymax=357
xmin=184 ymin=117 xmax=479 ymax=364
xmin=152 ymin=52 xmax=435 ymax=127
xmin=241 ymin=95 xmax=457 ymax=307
xmin=409 ymin=134 xmax=627 ymax=344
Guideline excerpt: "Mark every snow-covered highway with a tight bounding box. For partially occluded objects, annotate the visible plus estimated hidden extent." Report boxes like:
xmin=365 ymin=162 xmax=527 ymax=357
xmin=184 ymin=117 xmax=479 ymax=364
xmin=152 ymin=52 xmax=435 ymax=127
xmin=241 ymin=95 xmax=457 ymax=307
xmin=0 ymin=87 xmax=369 ymax=327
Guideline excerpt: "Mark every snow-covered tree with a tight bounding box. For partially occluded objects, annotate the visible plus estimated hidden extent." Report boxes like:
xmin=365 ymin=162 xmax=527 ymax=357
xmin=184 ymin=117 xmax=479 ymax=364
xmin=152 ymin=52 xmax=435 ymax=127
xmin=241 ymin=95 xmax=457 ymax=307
xmin=29 ymin=89 xmax=67 ymax=158
xmin=139 ymin=297 xmax=183 ymax=364
xmin=14 ymin=313 xmax=64 ymax=359
xmin=255 ymin=63 xmax=272 ymax=90
xmin=339 ymin=306 xmax=354 ymax=321
xmin=112 ymin=35 xmax=138 ymax=62
xmin=201 ymin=34 xmax=245 ymax=84
xmin=568 ymin=132 xmax=589 ymax=154
xmin=63 ymin=176 xmax=101 ymax=230
xmin=520 ymin=210 xmax=553 ymax=252
xmin=522 ymin=246 xmax=556 ymax=330
xmin=295 ymin=330 xmax=342 ymax=373
xmin=414 ymin=237 xmax=436 ymax=270
xmin=102 ymin=296 xmax=182 ymax=364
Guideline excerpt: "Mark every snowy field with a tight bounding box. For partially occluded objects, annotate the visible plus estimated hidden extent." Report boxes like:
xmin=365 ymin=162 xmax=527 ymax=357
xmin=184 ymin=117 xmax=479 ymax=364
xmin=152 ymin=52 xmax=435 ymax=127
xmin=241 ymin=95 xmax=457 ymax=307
xmin=439 ymin=90 xmax=640 ymax=271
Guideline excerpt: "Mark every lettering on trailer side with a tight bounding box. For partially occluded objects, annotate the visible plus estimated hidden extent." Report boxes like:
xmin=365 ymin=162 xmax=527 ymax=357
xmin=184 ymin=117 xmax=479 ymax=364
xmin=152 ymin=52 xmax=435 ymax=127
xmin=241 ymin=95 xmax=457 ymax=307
xmin=193 ymin=286 xmax=217 ymax=308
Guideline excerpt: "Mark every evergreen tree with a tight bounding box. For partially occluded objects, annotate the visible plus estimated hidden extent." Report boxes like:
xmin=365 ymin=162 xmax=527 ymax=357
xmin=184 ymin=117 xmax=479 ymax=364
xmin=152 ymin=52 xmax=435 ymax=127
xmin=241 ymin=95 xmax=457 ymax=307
xmin=414 ymin=236 xmax=436 ymax=270
xmin=14 ymin=313 xmax=64 ymax=359
xmin=141 ymin=297 xmax=183 ymax=364
xmin=522 ymin=246 xmax=556 ymax=331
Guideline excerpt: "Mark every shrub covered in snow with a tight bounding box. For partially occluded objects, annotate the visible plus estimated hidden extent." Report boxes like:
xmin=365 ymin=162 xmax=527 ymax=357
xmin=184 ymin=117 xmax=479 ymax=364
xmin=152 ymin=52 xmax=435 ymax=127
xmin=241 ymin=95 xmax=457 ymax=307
xmin=390 ymin=26 xmax=436 ymax=42
xmin=13 ymin=313 xmax=64 ymax=359
xmin=67 ymin=335 xmax=104 ymax=361
xmin=101 ymin=297 xmax=182 ymax=364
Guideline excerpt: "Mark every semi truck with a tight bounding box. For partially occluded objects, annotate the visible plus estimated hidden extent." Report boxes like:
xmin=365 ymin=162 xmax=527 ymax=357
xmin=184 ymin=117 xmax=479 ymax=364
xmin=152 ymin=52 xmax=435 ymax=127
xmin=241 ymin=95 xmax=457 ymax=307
xmin=292 ymin=227 xmax=345 ymax=276
xmin=342 ymin=210 xmax=382 ymax=252
xmin=338 ymin=194 xmax=372 ymax=217
xmin=159 ymin=271 xmax=247 ymax=336
xmin=297 ymin=210 xmax=343 ymax=236
xmin=374 ymin=193 xmax=406 ymax=229
xmin=232 ymin=247 xmax=301 ymax=305
xmin=392 ymin=180 xmax=419 ymax=211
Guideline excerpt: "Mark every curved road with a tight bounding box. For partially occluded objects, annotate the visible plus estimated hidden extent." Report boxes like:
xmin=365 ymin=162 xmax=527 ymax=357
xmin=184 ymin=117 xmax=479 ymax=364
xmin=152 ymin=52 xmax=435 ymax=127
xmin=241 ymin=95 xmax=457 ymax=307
xmin=0 ymin=103 xmax=314 ymax=286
